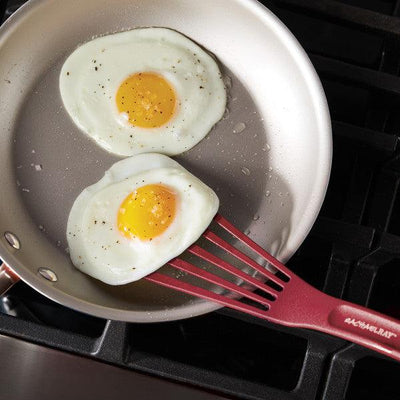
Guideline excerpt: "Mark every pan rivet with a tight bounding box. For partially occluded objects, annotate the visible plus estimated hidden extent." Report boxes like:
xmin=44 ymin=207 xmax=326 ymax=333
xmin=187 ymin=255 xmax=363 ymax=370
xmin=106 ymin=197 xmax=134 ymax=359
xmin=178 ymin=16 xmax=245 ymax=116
xmin=4 ymin=232 xmax=20 ymax=250
xmin=38 ymin=268 xmax=58 ymax=282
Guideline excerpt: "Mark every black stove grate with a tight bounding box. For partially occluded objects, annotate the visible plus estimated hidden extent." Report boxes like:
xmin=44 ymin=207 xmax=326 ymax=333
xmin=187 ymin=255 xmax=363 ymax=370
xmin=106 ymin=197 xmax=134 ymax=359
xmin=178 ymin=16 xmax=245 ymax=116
xmin=2 ymin=1 xmax=400 ymax=399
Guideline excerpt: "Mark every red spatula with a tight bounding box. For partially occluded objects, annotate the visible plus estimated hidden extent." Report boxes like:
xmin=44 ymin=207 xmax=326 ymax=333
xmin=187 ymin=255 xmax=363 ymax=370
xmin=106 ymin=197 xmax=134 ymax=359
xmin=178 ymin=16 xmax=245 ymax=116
xmin=146 ymin=214 xmax=400 ymax=362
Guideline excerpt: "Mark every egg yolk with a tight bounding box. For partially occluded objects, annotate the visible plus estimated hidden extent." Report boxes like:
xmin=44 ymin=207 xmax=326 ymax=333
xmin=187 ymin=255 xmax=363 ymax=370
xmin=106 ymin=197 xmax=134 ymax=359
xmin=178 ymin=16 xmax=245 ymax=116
xmin=116 ymin=72 xmax=176 ymax=128
xmin=117 ymin=184 xmax=176 ymax=241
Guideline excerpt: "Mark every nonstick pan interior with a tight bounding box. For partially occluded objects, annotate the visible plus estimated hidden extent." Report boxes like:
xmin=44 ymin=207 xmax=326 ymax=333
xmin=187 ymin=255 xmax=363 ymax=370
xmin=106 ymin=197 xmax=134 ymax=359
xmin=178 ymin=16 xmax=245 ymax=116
xmin=0 ymin=0 xmax=331 ymax=322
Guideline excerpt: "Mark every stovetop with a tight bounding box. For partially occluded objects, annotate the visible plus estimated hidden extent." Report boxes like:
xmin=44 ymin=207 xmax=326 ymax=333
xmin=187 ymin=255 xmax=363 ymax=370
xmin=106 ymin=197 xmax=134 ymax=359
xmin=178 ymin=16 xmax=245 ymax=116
xmin=2 ymin=1 xmax=400 ymax=399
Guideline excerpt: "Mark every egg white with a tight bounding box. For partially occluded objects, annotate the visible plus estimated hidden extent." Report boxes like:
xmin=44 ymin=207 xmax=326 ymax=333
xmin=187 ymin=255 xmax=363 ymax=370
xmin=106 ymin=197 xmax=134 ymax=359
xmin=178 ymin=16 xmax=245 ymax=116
xmin=60 ymin=28 xmax=226 ymax=156
xmin=66 ymin=153 xmax=219 ymax=285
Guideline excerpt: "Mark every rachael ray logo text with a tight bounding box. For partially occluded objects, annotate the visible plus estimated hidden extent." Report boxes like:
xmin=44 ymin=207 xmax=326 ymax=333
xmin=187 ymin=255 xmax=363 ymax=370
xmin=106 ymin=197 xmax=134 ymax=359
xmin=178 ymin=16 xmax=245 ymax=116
xmin=344 ymin=317 xmax=397 ymax=339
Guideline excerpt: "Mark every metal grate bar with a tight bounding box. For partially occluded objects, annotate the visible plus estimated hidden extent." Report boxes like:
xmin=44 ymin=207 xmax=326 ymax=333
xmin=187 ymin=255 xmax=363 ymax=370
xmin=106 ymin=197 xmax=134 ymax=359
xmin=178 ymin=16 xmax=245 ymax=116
xmin=273 ymin=0 xmax=400 ymax=37
xmin=333 ymin=121 xmax=398 ymax=153
xmin=311 ymin=53 xmax=400 ymax=96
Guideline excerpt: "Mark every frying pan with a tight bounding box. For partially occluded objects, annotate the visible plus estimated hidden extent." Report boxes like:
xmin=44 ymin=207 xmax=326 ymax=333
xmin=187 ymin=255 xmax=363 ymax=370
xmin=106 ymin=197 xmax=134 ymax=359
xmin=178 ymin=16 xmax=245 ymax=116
xmin=0 ymin=0 xmax=331 ymax=322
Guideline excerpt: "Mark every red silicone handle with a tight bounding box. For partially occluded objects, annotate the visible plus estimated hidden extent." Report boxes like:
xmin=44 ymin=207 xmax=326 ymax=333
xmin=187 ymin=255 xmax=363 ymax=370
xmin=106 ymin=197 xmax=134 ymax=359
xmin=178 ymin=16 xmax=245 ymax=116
xmin=326 ymin=302 xmax=400 ymax=358
xmin=267 ymin=278 xmax=400 ymax=361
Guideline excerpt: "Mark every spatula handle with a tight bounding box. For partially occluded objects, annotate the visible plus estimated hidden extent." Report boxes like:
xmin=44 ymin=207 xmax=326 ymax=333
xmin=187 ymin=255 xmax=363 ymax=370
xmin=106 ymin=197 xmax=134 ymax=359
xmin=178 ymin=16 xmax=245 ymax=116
xmin=323 ymin=300 xmax=400 ymax=361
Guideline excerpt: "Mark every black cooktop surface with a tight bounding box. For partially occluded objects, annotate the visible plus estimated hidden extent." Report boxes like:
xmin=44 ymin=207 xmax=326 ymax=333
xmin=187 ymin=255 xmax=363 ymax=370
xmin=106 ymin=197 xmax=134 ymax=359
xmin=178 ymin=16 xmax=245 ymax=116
xmin=2 ymin=1 xmax=400 ymax=399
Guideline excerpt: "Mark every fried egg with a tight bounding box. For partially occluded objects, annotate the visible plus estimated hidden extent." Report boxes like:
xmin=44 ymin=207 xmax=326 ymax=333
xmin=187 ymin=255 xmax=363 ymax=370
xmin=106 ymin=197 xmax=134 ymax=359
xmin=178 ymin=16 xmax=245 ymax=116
xmin=67 ymin=153 xmax=219 ymax=285
xmin=60 ymin=28 xmax=226 ymax=156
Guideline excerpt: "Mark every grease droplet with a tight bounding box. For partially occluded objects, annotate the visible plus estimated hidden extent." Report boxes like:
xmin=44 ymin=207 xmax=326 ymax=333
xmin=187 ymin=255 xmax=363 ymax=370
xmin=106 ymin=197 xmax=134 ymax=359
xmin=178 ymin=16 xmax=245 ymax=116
xmin=262 ymin=144 xmax=271 ymax=152
xmin=233 ymin=122 xmax=246 ymax=134
xmin=223 ymin=107 xmax=230 ymax=120
xmin=241 ymin=167 xmax=250 ymax=176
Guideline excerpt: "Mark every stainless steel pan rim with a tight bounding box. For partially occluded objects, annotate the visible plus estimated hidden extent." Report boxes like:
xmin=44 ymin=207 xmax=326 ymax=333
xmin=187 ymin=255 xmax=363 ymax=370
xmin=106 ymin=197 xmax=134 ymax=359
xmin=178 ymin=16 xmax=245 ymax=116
xmin=0 ymin=0 xmax=332 ymax=322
